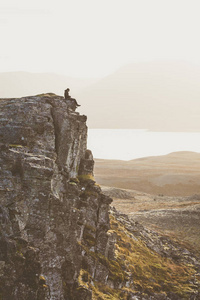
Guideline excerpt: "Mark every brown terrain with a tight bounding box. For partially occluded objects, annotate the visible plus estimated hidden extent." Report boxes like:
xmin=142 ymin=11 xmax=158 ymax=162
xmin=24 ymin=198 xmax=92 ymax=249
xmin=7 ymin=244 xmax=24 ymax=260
xmin=94 ymin=151 xmax=200 ymax=254
xmin=94 ymin=151 xmax=200 ymax=197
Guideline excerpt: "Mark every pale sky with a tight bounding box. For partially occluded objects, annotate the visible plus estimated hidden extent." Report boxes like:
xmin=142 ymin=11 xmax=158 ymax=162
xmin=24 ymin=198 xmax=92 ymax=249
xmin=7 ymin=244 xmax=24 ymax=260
xmin=1 ymin=0 xmax=200 ymax=78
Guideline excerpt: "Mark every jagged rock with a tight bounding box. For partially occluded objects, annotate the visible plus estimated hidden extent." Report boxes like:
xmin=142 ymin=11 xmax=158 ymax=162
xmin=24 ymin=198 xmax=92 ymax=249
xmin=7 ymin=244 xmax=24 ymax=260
xmin=78 ymin=150 xmax=94 ymax=177
xmin=0 ymin=94 xmax=113 ymax=300
xmin=65 ymin=99 xmax=81 ymax=111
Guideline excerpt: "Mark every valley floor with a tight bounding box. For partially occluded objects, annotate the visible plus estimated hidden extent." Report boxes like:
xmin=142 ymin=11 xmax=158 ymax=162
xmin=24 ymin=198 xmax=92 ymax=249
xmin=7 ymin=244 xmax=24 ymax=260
xmin=95 ymin=151 xmax=200 ymax=253
xmin=94 ymin=151 xmax=200 ymax=197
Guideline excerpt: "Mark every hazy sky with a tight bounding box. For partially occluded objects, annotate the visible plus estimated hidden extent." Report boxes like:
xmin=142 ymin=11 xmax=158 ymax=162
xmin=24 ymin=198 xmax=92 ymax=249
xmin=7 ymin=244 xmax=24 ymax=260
xmin=1 ymin=0 xmax=200 ymax=77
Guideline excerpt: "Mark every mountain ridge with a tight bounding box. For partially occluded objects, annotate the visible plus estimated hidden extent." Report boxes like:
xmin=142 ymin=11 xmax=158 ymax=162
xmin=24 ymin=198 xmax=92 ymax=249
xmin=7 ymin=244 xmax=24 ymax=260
xmin=77 ymin=61 xmax=200 ymax=131
xmin=94 ymin=151 xmax=200 ymax=196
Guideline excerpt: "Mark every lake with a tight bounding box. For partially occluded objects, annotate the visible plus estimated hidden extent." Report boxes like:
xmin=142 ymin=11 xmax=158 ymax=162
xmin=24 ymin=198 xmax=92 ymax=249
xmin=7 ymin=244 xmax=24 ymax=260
xmin=88 ymin=129 xmax=200 ymax=160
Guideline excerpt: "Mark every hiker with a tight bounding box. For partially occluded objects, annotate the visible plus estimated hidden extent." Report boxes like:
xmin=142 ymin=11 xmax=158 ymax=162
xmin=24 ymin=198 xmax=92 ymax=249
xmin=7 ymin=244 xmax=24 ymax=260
xmin=64 ymin=88 xmax=81 ymax=110
xmin=64 ymin=88 xmax=71 ymax=99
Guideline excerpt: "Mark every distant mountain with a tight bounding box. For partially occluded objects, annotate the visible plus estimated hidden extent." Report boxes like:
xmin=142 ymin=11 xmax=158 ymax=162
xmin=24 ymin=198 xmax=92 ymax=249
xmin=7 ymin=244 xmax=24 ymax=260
xmin=94 ymin=151 xmax=200 ymax=196
xmin=0 ymin=72 xmax=98 ymax=98
xmin=77 ymin=61 xmax=200 ymax=131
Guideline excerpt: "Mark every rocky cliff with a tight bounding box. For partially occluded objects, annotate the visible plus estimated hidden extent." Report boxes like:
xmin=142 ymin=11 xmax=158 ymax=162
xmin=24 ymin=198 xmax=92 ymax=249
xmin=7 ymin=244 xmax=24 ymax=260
xmin=0 ymin=94 xmax=113 ymax=300
xmin=0 ymin=94 xmax=199 ymax=300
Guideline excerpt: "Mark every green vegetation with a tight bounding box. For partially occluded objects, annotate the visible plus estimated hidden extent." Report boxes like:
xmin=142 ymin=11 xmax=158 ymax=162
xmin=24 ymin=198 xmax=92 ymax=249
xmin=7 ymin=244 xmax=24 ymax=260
xmin=83 ymin=231 xmax=96 ymax=247
xmin=78 ymin=174 xmax=95 ymax=181
xmin=78 ymin=269 xmax=122 ymax=300
xmin=39 ymin=275 xmax=46 ymax=281
xmin=9 ymin=144 xmax=23 ymax=148
xmin=85 ymin=224 xmax=96 ymax=232
xmin=80 ymin=189 xmax=98 ymax=199
xmin=69 ymin=182 xmax=77 ymax=186
xmin=109 ymin=215 xmax=198 ymax=298
xmin=70 ymin=177 xmax=80 ymax=184
xmin=83 ymin=224 xmax=96 ymax=248
xmin=78 ymin=215 xmax=199 ymax=299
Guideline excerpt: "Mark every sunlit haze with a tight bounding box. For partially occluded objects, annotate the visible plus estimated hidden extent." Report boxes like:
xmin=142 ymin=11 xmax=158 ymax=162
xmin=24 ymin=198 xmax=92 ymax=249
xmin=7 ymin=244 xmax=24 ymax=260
xmin=1 ymin=0 xmax=200 ymax=77
xmin=88 ymin=130 xmax=200 ymax=160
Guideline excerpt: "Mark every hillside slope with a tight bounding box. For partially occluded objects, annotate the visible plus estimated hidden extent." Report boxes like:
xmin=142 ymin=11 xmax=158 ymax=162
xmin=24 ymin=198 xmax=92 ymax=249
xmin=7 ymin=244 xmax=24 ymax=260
xmin=94 ymin=151 xmax=200 ymax=196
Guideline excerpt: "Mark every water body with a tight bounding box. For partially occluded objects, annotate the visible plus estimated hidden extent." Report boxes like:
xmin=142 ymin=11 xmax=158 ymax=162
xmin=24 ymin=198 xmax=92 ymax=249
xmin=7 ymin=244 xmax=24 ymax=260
xmin=88 ymin=129 xmax=200 ymax=160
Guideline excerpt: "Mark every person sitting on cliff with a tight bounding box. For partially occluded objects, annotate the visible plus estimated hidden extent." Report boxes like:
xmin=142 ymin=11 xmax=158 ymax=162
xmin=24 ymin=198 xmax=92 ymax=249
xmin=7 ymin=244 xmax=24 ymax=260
xmin=64 ymin=88 xmax=71 ymax=100
xmin=64 ymin=88 xmax=81 ymax=110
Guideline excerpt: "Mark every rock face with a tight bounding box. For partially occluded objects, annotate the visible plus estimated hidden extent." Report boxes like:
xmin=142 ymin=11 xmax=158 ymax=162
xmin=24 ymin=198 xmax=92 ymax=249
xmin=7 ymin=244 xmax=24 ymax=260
xmin=0 ymin=93 xmax=199 ymax=300
xmin=0 ymin=94 xmax=113 ymax=299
